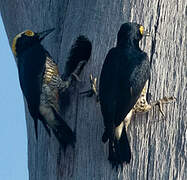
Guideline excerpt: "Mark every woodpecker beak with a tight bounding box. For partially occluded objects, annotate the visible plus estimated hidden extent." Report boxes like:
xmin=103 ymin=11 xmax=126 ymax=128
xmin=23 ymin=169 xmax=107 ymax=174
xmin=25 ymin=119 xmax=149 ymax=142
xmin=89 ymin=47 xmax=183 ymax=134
xmin=143 ymin=30 xmax=150 ymax=36
xmin=38 ymin=28 xmax=55 ymax=41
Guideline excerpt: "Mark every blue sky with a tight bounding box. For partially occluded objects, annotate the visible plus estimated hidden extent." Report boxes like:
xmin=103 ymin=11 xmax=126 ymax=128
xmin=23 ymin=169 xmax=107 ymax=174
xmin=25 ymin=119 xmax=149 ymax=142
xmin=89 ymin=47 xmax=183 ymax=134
xmin=0 ymin=15 xmax=28 ymax=179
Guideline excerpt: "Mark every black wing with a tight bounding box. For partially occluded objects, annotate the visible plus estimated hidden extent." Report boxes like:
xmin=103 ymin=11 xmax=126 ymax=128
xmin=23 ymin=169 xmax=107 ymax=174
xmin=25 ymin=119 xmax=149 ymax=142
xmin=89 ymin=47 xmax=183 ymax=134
xmin=99 ymin=48 xmax=150 ymax=128
xmin=99 ymin=48 xmax=118 ymax=118
xmin=99 ymin=48 xmax=130 ymax=128
xmin=17 ymin=44 xmax=46 ymax=137
xmin=129 ymin=54 xmax=150 ymax=99
xmin=115 ymin=52 xmax=150 ymax=126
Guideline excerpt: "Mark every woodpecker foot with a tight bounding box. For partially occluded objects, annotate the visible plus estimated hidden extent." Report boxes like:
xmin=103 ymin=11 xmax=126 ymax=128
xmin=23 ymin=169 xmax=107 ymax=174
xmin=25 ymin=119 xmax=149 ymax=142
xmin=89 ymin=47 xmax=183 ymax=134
xmin=133 ymin=96 xmax=176 ymax=118
xmin=65 ymin=60 xmax=87 ymax=83
xmin=149 ymin=96 xmax=176 ymax=118
xmin=71 ymin=60 xmax=87 ymax=81
xmin=80 ymin=74 xmax=99 ymax=102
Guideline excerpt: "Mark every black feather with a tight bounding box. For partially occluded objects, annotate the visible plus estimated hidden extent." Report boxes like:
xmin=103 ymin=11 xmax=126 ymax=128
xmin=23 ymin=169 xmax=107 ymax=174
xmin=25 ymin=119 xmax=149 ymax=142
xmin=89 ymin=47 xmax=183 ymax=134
xmin=51 ymin=107 xmax=76 ymax=148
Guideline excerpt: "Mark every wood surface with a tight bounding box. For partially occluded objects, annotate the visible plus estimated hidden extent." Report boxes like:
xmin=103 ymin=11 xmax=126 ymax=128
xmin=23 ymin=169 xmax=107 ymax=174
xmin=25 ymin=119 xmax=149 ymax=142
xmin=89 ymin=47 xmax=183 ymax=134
xmin=0 ymin=0 xmax=186 ymax=179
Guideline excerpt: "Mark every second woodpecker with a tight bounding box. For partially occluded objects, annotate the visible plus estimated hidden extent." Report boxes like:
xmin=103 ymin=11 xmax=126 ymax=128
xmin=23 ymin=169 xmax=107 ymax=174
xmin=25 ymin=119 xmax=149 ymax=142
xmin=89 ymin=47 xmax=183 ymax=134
xmin=12 ymin=29 xmax=92 ymax=148
xmin=99 ymin=22 xmax=150 ymax=168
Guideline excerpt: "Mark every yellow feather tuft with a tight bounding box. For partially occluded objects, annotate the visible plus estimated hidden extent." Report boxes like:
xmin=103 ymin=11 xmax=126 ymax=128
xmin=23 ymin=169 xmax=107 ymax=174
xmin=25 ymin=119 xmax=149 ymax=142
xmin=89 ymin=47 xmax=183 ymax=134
xmin=24 ymin=30 xmax=35 ymax=37
xmin=12 ymin=32 xmax=22 ymax=56
xmin=12 ymin=30 xmax=34 ymax=56
xmin=139 ymin=26 xmax=144 ymax=35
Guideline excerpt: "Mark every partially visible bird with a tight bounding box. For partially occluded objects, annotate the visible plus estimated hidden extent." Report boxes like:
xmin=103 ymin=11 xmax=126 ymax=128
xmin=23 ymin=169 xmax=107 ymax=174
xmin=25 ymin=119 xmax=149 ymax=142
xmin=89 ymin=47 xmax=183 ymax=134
xmin=12 ymin=29 xmax=92 ymax=148
xmin=63 ymin=36 xmax=92 ymax=80
xmin=99 ymin=22 xmax=150 ymax=168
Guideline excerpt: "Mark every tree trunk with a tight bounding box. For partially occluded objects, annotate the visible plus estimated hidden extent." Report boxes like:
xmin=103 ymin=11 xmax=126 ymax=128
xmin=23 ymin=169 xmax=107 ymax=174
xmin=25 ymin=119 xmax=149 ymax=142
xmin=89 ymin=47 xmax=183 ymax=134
xmin=1 ymin=0 xmax=186 ymax=179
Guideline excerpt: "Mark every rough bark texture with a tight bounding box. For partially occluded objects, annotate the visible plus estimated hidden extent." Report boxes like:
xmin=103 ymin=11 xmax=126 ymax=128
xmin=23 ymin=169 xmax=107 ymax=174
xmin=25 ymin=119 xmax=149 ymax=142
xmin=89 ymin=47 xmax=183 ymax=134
xmin=1 ymin=0 xmax=186 ymax=179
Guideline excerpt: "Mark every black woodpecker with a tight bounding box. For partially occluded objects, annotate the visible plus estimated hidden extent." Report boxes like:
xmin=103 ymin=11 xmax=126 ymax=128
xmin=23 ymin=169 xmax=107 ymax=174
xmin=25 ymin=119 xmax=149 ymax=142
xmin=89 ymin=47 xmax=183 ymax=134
xmin=63 ymin=36 xmax=92 ymax=79
xmin=99 ymin=22 xmax=150 ymax=168
xmin=12 ymin=29 xmax=92 ymax=148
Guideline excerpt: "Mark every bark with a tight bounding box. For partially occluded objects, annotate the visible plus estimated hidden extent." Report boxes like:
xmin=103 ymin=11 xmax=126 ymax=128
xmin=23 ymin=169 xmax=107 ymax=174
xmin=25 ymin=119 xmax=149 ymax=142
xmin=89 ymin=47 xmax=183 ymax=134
xmin=0 ymin=0 xmax=186 ymax=179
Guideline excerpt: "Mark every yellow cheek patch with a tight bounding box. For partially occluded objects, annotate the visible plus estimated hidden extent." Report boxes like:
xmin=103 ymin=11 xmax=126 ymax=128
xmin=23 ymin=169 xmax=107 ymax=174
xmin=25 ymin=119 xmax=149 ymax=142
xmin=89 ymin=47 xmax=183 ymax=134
xmin=24 ymin=30 xmax=35 ymax=36
xmin=139 ymin=26 xmax=144 ymax=35
xmin=12 ymin=33 xmax=22 ymax=56
xmin=12 ymin=30 xmax=35 ymax=56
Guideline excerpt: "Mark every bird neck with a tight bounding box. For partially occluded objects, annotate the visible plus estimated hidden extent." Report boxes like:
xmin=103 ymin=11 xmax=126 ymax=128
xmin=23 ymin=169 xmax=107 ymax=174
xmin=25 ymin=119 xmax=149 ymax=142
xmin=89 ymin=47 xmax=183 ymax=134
xmin=117 ymin=38 xmax=140 ymax=49
xmin=17 ymin=43 xmax=46 ymax=70
xmin=16 ymin=42 xmax=43 ymax=57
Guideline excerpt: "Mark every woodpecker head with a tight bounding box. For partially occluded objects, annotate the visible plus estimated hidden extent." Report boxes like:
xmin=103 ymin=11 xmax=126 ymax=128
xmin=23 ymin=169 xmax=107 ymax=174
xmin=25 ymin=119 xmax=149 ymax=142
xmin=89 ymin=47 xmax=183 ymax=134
xmin=117 ymin=22 xmax=149 ymax=47
xmin=12 ymin=28 xmax=54 ymax=56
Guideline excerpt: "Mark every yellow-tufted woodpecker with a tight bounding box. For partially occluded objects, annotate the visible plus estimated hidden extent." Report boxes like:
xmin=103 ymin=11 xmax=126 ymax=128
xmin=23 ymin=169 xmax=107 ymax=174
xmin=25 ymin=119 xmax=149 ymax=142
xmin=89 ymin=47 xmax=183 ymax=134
xmin=82 ymin=22 xmax=175 ymax=170
xmin=12 ymin=29 xmax=92 ymax=148
xmin=99 ymin=22 xmax=150 ymax=169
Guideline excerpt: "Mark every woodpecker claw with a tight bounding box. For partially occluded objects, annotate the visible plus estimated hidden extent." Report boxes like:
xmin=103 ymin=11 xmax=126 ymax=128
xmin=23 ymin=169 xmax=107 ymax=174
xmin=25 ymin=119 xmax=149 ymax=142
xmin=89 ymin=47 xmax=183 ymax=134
xmin=68 ymin=60 xmax=87 ymax=83
xmin=156 ymin=100 xmax=166 ymax=118
xmin=72 ymin=60 xmax=87 ymax=77
xmin=158 ymin=97 xmax=176 ymax=118
xmin=151 ymin=96 xmax=176 ymax=118
xmin=80 ymin=74 xmax=99 ymax=102
xmin=132 ymin=95 xmax=175 ymax=122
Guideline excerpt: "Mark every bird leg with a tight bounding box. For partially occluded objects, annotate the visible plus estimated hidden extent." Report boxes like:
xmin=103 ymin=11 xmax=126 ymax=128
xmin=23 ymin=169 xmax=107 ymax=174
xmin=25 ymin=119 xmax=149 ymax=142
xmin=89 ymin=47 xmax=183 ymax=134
xmin=141 ymin=96 xmax=176 ymax=117
xmin=57 ymin=60 xmax=87 ymax=93
xmin=124 ymin=82 xmax=176 ymax=130
xmin=133 ymin=94 xmax=176 ymax=117
xmin=132 ymin=80 xmax=176 ymax=117
xmin=124 ymin=96 xmax=175 ymax=130
xmin=80 ymin=74 xmax=99 ymax=102
xmin=71 ymin=60 xmax=87 ymax=82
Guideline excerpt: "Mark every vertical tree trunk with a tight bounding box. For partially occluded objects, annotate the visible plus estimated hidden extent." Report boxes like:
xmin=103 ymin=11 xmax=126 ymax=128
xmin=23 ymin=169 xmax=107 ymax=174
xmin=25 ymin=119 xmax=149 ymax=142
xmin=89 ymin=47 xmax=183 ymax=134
xmin=1 ymin=0 xmax=186 ymax=179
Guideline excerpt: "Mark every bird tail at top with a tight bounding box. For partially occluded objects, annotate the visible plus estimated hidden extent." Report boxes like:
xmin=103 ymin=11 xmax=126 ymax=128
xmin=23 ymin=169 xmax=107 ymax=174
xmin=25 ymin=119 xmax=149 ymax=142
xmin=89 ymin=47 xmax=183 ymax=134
xmin=63 ymin=35 xmax=92 ymax=79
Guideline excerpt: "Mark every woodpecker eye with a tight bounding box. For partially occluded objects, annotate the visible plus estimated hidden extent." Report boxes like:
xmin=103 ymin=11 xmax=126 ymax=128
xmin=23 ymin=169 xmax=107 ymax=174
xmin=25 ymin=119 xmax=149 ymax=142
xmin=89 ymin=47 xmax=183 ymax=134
xmin=24 ymin=30 xmax=35 ymax=37
xmin=139 ymin=26 xmax=144 ymax=35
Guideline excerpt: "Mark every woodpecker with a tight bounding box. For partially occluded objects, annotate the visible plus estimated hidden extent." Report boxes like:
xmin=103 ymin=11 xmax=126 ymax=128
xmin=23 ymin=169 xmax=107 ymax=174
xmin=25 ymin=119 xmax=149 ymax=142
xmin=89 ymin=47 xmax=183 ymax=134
xmin=81 ymin=22 xmax=175 ymax=169
xmin=99 ymin=22 xmax=150 ymax=168
xmin=63 ymin=36 xmax=92 ymax=80
xmin=12 ymin=29 xmax=92 ymax=148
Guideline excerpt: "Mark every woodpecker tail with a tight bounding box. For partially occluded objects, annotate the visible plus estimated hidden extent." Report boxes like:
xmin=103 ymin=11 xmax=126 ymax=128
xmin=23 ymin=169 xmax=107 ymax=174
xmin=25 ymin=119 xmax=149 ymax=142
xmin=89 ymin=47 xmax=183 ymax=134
xmin=107 ymin=127 xmax=131 ymax=169
xmin=63 ymin=35 xmax=92 ymax=79
xmin=51 ymin=108 xmax=76 ymax=148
